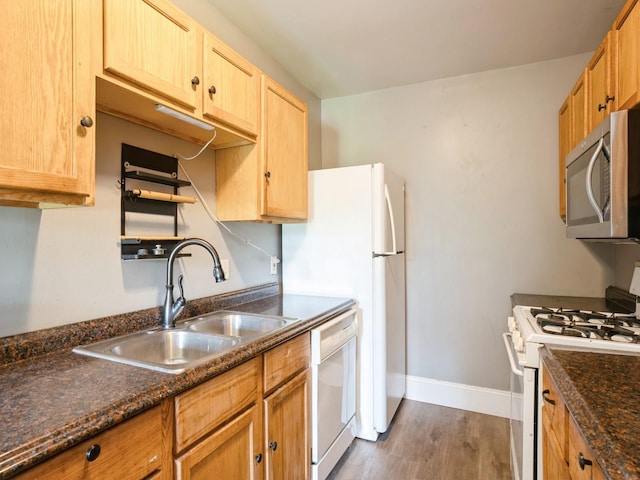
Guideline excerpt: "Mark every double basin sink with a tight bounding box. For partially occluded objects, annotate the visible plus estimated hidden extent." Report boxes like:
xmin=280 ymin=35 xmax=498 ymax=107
xmin=73 ymin=311 xmax=299 ymax=374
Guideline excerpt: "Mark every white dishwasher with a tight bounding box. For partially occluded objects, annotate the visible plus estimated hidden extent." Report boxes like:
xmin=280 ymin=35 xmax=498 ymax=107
xmin=310 ymin=307 xmax=358 ymax=480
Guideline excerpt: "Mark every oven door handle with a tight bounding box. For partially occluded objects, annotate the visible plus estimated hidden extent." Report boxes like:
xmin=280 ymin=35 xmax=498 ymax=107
xmin=502 ymin=332 xmax=524 ymax=377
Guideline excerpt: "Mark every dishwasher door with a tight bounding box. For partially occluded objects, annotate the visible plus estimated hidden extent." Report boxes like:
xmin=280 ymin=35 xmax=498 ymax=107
xmin=310 ymin=308 xmax=358 ymax=479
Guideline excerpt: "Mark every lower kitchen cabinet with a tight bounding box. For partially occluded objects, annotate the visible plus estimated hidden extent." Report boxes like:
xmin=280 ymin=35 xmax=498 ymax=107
xmin=173 ymin=333 xmax=311 ymax=480
xmin=175 ymin=405 xmax=261 ymax=480
xmin=173 ymin=357 xmax=262 ymax=479
xmin=13 ymin=406 xmax=170 ymax=480
xmin=264 ymin=370 xmax=309 ymax=480
xmin=541 ymin=364 xmax=606 ymax=480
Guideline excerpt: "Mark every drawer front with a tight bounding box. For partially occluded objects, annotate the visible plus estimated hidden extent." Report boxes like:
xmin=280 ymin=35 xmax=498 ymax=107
xmin=175 ymin=357 xmax=260 ymax=452
xmin=15 ymin=406 xmax=164 ymax=480
xmin=264 ymin=333 xmax=310 ymax=394
xmin=542 ymin=366 xmax=567 ymax=453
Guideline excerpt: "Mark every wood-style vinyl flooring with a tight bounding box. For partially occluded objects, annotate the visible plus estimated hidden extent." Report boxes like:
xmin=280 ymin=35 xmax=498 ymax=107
xmin=326 ymin=400 xmax=512 ymax=480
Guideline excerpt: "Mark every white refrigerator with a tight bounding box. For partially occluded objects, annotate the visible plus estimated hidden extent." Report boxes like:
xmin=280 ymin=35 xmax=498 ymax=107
xmin=282 ymin=163 xmax=406 ymax=441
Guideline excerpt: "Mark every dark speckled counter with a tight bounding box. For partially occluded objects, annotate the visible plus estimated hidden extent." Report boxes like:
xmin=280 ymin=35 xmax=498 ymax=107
xmin=542 ymin=347 xmax=640 ymax=480
xmin=0 ymin=283 xmax=355 ymax=479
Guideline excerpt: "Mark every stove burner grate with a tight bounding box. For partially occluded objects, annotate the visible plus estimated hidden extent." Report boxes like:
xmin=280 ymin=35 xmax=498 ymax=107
xmin=532 ymin=307 xmax=640 ymax=343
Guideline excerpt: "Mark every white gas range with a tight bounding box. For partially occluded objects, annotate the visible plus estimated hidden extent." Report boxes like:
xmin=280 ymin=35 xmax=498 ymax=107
xmin=504 ymin=304 xmax=640 ymax=480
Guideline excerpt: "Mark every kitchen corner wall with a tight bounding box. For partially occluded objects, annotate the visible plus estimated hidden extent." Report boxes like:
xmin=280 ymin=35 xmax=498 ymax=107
xmin=321 ymin=53 xmax=616 ymax=392
xmin=0 ymin=0 xmax=321 ymax=339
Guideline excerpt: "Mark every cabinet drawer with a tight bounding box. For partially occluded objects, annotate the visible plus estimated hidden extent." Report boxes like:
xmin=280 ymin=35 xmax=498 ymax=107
xmin=15 ymin=406 xmax=164 ymax=480
xmin=542 ymin=366 xmax=567 ymax=454
xmin=175 ymin=357 xmax=260 ymax=452
xmin=568 ymin=415 xmax=606 ymax=480
xmin=264 ymin=333 xmax=310 ymax=394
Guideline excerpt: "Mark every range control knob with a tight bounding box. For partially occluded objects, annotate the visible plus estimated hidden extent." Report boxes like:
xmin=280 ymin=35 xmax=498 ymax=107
xmin=514 ymin=333 xmax=525 ymax=352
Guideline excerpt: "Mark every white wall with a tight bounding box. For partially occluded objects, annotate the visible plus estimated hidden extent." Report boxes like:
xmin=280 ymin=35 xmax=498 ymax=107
xmin=321 ymin=54 xmax=615 ymax=391
xmin=0 ymin=0 xmax=322 ymax=338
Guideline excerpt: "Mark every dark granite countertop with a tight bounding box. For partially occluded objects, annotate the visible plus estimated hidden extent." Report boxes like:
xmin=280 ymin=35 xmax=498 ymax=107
xmin=0 ymin=283 xmax=355 ymax=479
xmin=542 ymin=347 xmax=640 ymax=480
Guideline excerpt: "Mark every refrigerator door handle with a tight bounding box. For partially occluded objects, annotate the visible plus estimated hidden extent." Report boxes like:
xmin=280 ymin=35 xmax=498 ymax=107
xmin=374 ymin=184 xmax=403 ymax=256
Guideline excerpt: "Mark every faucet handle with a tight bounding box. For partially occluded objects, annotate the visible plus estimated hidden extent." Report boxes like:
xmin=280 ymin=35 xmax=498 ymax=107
xmin=169 ymin=275 xmax=187 ymax=324
xmin=177 ymin=275 xmax=185 ymax=300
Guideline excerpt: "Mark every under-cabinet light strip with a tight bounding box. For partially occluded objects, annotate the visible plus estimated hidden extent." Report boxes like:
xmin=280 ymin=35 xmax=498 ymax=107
xmin=155 ymin=104 xmax=215 ymax=131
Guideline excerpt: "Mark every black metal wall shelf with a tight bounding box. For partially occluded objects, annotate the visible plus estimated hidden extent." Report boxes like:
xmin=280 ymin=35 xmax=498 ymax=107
xmin=120 ymin=144 xmax=193 ymax=261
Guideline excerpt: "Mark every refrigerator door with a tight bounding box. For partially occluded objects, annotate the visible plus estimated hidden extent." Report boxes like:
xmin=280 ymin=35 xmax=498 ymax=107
xmin=372 ymin=252 xmax=406 ymax=432
xmin=373 ymin=164 xmax=405 ymax=255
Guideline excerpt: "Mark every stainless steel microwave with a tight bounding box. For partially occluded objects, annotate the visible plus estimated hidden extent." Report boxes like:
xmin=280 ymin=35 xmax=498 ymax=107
xmin=566 ymin=109 xmax=640 ymax=241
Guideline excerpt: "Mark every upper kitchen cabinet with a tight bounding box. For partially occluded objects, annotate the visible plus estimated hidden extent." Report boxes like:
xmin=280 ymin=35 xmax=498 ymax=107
xmin=202 ymin=33 xmax=260 ymax=137
xmin=0 ymin=0 xmax=99 ymax=208
xmin=103 ymin=0 xmax=199 ymax=110
xmin=569 ymin=71 xmax=589 ymax=148
xmin=587 ymin=32 xmax=616 ymax=127
xmin=613 ymin=0 xmax=640 ymax=110
xmin=215 ymin=76 xmax=308 ymax=223
xmin=98 ymin=0 xmax=257 ymax=149
xmin=558 ymin=97 xmax=571 ymax=220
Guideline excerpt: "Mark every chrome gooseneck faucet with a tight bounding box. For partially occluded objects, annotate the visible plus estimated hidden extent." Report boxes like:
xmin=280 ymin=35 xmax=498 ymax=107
xmin=161 ymin=238 xmax=225 ymax=329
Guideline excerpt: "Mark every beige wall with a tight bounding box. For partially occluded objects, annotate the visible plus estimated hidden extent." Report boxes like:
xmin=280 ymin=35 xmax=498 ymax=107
xmin=321 ymin=54 xmax=616 ymax=391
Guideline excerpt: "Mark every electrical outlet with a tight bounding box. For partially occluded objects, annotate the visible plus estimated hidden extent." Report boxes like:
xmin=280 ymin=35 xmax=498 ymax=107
xmin=221 ymin=258 xmax=230 ymax=280
xmin=270 ymin=256 xmax=280 ymax=275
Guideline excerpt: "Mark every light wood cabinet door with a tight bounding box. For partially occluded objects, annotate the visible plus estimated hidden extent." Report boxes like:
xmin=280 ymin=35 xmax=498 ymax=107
xmin=175 ymin=405 xmax=262 ymax=480
xmin=614 ymin=0 xmax=640 ymax=110
xmin=103 ymin=0 xmax=200 ymax=110
xmin=174 ymin=357 xmax=260 ymax=452
xmin=567 ymin=416 xmax=606 ymax=480
xmin=542 ymin=414 xmax=570 ymax=480
xmin=264 ymin=370 xmax=310 ymax=480
xmin=558 ymin=96 xmax=571 ymax=221
xmin=541 ymin=365 xmax=570 ymax=480
xmin=215 ymin=75 xmax=308 ymax=222
xmin=0 ymin=0 xmax=98 ymax=208
xmin=14 ymin=407 xmax=168 ymax=480
xmin=203 ymin=33 xmax=260 ymax=136
xmin=262 ymin=76 xmax=308 ymax=220
xmin=587 ymin=32 xmax=616 ymax=127
xmin=570 ymin=70 xmax=589 ymax=147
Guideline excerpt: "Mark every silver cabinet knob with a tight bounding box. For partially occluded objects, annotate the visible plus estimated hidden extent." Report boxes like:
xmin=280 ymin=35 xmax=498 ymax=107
xmin=80 ymin=116 xmax=93 ymax=128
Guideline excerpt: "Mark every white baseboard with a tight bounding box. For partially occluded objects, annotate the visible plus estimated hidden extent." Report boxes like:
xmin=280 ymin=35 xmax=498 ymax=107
xmin=405 ymin=375 xmax=512 ymax=419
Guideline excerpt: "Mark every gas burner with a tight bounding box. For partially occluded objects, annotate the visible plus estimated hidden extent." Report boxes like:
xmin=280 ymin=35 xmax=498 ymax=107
xmin=531 ymin=307 xmax=640 ymax=342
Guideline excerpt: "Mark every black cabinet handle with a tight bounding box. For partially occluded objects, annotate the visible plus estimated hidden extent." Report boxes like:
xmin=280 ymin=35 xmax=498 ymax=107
xmin=86 ymin=444 xmax=101 ymax=462
xmin=264 ymin=171 xmax=271 ymax=179
xmin=191 ymin=76 xmax=200 ymax=86
xmin=578 ymin=452 xmax=593 ymax=470
xmin=598 ymin=103 xmax=606 ymax=111
xmin=269 ymin=441 xmax=278 ymax=451
xmin=541 ymin=389 xmax=556 ymax=405
xmin=605 ymin=95 xmax=615 ymax=104
xmin=208 ymin=85 xmax=217 ymax=95
xmin=255 ymin=453 xmax=263 ymax=463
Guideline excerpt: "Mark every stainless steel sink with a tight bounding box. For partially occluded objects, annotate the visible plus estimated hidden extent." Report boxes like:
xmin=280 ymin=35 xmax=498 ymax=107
xmin=73 ymin=328 xmax=238 ymax=374
xmin=182 ymin=311 xmax=299 ymax=340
